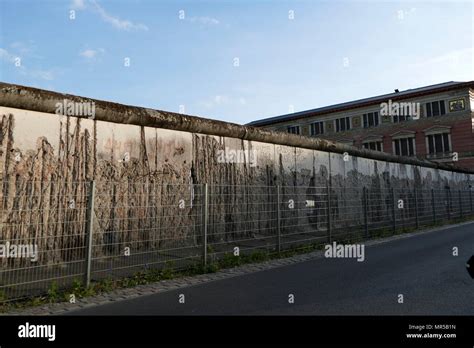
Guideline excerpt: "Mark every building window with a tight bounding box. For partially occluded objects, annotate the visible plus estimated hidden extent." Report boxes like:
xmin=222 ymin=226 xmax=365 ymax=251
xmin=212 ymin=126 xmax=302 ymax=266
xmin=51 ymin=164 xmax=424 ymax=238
xmin=393 ymin=137 xmax=415 ymax=156
xmin=427 ymin=133 xmax=451 ymax=156
xmin=310 ymin=122 xmax=324 ymax=136
xmin=335 ymin=117 xmax=351 ymax=132
xmin=363 ymin=112 xmax=379 ymax=128
xmin=449 ymin=99 xmax=465 ymax=112
xmin=363 ymin=141 xmax=383 ymax=152
xmin=426 ymin=100 xmax=446 ymax=117
xmin=287 ymin=126 xmax=300 ymax=135
xmin=393 ymin=114 xmax=412 ymax=123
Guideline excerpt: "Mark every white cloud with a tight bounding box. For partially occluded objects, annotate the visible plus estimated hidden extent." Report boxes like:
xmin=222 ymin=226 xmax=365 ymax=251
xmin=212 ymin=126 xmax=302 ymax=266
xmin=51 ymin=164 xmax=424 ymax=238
xmin=78 ymin=0 xmax=148 ymax=31
xmin=71 ymin=0 xmax=148 ymax=31
xmin=0 ymin=48 xmax=17 ymax=63
xmin=80 ymin=49 xmax=96 ymax=59
xmin=7 ymin=41 xmax=43 ymax=60
xmin=10 ymin=41 xmax=32 ymax=54
xmin=187 ymin=16 xmax=219 ymax=25
xmin=71 ymin=0 xmax=86 ymax=10
xmin=79 ymin=48 xmax=105 ymax=60
xmin=1 ymin=47 xmax=55 ymax=80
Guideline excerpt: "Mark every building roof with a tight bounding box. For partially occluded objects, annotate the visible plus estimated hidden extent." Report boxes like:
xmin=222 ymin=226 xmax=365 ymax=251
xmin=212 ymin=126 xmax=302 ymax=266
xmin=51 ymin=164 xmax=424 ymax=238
xmin=247 ymin=81 xmax=474 ymax=127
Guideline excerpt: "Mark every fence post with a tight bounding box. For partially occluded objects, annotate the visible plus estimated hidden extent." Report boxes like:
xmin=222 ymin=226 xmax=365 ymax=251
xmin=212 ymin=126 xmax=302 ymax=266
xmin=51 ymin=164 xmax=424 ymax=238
xmin=363 ymin=187 xmax=369 ymax=238
xmin=203 ymin=184 xmax=208 ymax=267
xmin=277 ymin=185 xmax=281 ymax=254
xmin=431 ymin=189 xmax=436 ymax=224
xmin=84 ymin=180 xmax=95 ymax=288
xmin=414 ymin=188 xmax=419 ymax=229
xmin=391 ymin=188 xmax=396 ymax=235
xmin=326 ymin=182 xmax=332 ymax=243
xmin=459 ymin=189 xmax=463 ymax=219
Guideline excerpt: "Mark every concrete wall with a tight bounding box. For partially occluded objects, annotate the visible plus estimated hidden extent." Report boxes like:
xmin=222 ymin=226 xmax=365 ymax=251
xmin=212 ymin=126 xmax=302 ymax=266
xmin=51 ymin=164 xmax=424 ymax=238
xmin=1 ymin=83 xmax=473 ymax=267
xmin=1 ymin=106 xmax=472 ymax=190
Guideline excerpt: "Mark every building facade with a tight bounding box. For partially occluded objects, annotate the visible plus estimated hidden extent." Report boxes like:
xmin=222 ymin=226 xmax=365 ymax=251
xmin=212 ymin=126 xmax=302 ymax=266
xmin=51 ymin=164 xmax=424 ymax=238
xmin=248 ymin=81 xmax=474 ymax=170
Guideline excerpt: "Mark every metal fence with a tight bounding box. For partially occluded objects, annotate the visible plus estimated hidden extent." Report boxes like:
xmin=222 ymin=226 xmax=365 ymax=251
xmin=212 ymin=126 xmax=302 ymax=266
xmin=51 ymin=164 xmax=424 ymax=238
xmin=1 ymin=181 xmax=473 ymax=302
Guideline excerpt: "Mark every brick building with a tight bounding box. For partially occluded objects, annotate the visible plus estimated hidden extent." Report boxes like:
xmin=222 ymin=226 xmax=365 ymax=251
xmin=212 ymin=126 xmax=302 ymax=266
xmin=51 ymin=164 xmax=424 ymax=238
xmin=248 ymin=81 xmax=474 ymax=170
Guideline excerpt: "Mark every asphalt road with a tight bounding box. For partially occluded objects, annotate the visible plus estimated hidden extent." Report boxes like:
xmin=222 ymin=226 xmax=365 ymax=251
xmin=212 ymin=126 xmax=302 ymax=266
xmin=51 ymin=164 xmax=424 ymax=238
xmin=67 ymin=222 xmax=474 ymax=315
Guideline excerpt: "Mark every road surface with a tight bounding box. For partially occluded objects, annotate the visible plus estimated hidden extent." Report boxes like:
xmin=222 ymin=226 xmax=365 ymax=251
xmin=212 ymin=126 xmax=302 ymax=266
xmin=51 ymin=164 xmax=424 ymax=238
xmin=66 ymin=222 xmax=474 ymax=315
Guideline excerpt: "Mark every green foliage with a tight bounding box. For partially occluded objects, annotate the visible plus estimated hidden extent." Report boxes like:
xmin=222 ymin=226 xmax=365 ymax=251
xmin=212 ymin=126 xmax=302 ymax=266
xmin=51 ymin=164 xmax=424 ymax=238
xmin=247 ymin=250 xmax=270 ymax=263
xmin=71 ymin=279 xmax=83 ymax=295
xmin=219 ymin=253 xmax=241 ymax=268
xmin=161 ymin=261 xmax=176 ymax=279
xmin=205 ymin=262 xmax=219 ymax=273
xmin=95 ymin=277 xmax=115 ymax=292
xmin=0 ymin=290 xmax=6 ymax=302
xmin=47 ymin=281 xmax=60 ymax=302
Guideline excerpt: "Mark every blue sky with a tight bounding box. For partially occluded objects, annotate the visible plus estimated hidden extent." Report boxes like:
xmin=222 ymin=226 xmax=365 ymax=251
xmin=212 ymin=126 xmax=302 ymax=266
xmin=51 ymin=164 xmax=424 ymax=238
xmin=0 ymin=0 xmax=473 ymax=124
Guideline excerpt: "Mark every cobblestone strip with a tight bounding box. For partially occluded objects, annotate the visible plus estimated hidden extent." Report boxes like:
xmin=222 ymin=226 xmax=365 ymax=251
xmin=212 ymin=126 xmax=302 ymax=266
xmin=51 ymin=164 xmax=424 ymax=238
xmin=5 ymin=220 xmax=474 ymax=316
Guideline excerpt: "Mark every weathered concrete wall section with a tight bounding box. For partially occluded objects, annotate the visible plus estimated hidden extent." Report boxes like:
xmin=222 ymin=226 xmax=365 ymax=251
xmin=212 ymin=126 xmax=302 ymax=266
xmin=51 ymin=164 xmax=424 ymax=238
xmin=0 ymin=106 xmax=473 ymax=268
xmin=2 ymin=82 xmax=472 ymax=173
xmin=0 ymin=108 xmax=197 ymax=267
